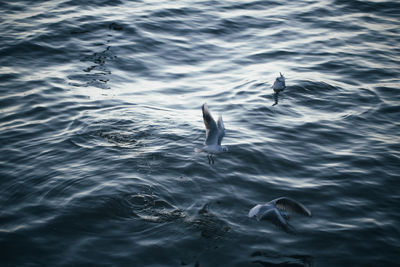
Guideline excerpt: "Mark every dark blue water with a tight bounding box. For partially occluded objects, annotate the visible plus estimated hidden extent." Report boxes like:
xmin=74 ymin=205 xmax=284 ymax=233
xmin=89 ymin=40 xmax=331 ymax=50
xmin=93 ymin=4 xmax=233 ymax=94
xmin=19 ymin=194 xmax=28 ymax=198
xmin=1 ymin=0 xmax=400 ymax=266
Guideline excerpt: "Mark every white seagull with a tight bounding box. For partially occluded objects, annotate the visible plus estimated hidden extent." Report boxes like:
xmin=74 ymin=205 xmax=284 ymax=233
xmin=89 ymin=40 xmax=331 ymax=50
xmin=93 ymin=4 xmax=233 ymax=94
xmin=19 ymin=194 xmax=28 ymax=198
xmin=196 ymin=103 xmax=228 ymax=164
xmin=272 ymin=72 xmax=286 ymax=91
xmin=248 ymin=197 xmax=311 ymax=234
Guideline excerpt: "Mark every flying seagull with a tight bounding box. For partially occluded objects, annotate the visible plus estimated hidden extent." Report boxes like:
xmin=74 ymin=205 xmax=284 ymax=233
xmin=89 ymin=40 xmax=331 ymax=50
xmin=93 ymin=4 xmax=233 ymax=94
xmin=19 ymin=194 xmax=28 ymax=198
xmin=196 ymin=103 xmax=228 ymax=164
xmin=248 ymin=197 xmax=311 ymax=234
xmin=272 ymin=72 xmax=286 ymax=91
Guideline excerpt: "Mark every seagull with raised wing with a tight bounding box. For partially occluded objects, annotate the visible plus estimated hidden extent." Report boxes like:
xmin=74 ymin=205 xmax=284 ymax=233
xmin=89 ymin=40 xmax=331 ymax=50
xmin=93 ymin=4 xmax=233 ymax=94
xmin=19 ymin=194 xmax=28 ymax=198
xmin=248 ymin=197 xmax=311 ymax=234
xmin=272 ymin=72 xmax=286 ymax=91
xmin=196 ymin=103 xmax=228 ymax=164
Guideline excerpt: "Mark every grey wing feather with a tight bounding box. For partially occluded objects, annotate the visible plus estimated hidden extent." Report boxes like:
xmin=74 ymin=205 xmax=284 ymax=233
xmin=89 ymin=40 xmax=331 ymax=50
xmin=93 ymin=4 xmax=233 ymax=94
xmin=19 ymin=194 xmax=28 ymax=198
xmin=202 ymin=104 xmax=218 ymax=145
xmin=261 ymin=209 xmax=296 ymax=234
xmin=217 ymin=115 xmax=225 ymax=145
xmin=249 ymin=204 xmax=272 ymax=220
xmin=272 ymin=197 xmax=312 ymax=217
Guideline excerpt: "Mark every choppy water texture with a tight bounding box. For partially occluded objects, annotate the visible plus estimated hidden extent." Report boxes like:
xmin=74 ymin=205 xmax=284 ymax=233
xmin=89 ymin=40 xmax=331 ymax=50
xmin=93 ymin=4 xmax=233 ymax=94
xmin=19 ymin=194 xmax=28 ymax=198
xmin=1 ymin=0 xmax=400 ymax=266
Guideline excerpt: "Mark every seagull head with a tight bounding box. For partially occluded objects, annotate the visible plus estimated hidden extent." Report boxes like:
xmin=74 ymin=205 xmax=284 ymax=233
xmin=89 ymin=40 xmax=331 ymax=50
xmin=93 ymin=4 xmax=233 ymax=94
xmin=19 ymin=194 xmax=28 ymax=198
xmin=277 ymin=72 xmax=285 ymax=82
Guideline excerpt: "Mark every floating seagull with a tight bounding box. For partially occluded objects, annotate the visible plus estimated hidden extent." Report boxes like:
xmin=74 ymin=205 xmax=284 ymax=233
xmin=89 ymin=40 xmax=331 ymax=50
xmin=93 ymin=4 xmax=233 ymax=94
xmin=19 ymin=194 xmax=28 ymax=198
xmin=195 ymin=103 xmax=228 ymax=164
xmin=248 ymin=197 xmax=311 ymax=234
xmin=272 ymin=72 xmax=286 ymax=91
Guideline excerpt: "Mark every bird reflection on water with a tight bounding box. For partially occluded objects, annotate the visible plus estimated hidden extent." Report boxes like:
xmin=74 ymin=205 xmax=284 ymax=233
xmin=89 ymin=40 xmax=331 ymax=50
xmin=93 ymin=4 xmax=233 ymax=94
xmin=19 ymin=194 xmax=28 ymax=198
xmin=272 ymin=90 xmax=282 ymax=106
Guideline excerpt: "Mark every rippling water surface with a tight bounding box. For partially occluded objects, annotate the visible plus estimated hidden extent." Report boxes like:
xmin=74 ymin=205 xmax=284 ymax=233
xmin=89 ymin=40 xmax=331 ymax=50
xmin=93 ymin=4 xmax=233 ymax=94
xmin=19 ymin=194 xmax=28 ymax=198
xmin=1 ymin=0 xmax=400 ymax=266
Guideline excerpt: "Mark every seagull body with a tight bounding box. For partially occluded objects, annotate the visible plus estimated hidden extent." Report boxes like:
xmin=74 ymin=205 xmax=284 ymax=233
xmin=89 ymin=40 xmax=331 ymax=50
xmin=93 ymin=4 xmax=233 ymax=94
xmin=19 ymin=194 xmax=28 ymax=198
xmin=272 ymin=72 xmax=286 ymax=91
xmin=248 ymin=197 xmax=311 ymax=234
xmin=196 ymin=103 xmax=228 ymax=164
xmin=202 ymin=144 xmax=227 ymax=154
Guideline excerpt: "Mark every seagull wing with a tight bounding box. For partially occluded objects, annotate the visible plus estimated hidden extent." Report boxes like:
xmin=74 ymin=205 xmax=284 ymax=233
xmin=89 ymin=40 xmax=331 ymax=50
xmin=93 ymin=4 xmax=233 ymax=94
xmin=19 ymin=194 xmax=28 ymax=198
xmin=202 ymin=103 xmax=219 ymax=145
xmin=248 ymin=204 xmax=262 ymax=219
xmin=272 ymin=197 xmax=312 ymax=217
xmin=217 ymin=115 xmax=225 ymax=145
xmin=261 ymin=208 xmax=296 ymax=234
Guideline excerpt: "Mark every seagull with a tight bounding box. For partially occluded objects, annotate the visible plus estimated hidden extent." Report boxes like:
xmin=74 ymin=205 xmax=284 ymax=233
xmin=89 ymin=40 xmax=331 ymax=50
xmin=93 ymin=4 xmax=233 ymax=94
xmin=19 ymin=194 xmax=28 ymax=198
xmin=195 ymin=103 xmax=228 ymax=164
xmin=272 ymin=72 xmax=286 ymax=91
xmin=248 ymin=197 xmax=311 ymax=234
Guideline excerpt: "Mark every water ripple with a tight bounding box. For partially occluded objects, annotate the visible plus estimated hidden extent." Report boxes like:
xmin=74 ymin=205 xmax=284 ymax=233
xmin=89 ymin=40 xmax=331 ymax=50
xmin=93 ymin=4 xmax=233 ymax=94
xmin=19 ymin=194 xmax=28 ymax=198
xmin=1 ymin=0 xmax=399 ymax=266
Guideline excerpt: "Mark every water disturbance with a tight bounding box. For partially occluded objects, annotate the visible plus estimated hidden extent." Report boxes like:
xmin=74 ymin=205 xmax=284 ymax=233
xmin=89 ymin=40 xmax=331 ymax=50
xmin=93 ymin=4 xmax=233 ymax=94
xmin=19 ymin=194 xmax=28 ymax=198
xmin=1 ymin=0 xmax=399 ymax=266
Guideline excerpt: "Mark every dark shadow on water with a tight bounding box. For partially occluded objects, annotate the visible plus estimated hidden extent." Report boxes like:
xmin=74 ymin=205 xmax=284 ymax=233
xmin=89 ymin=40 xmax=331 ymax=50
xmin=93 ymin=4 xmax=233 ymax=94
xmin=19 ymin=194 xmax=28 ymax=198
xmin=178 ymin=202 xmax=232 ymax=267
xmin=68 ymin=22 xmax=123 ymax=89
xmin=251 ymin=251 xmax=313 ymax=267
xmin=130 ymin=192 xmax=185 ymax=223
xmin=68 ymin=45 xmax=115 ymax=89
xmin=191 ymin=202 xmax=231 ymax=240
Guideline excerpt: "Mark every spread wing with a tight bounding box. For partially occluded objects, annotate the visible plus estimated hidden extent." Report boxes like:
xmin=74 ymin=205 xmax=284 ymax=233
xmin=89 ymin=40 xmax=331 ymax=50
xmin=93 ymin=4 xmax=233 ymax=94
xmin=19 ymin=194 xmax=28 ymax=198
xmin=260 ymin=208 xmax=296 ymax=234
xmin=202 ymin=103 xmax=219 ymax=145
xmin=272 ymin=197 xmax=312 ymax=217
xmin=217 ymin=115 xmax=225 ymax=145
